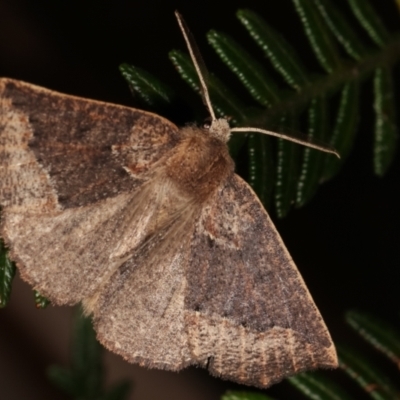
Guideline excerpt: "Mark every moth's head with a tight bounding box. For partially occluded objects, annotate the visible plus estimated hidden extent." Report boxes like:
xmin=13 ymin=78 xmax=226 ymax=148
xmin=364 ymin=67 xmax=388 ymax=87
xmin=208 ymin=118 xmax=231 ymax=142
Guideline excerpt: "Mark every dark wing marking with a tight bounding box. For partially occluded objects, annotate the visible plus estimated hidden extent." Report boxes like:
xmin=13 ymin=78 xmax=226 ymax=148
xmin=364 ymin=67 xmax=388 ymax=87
xmin=0 ymin=78 xmax=179 ymax=210
xmin=184 ymin=174 xmax=337 ymax=387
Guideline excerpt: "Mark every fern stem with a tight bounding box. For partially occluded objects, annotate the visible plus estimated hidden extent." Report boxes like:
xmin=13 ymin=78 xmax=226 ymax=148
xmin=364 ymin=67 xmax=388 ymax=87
xmin=257 ymin=35 xmax=400 ymax=124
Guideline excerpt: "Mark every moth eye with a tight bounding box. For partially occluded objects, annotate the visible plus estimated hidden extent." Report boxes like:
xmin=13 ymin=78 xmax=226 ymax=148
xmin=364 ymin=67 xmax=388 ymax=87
xmin=203 ymin=115 xmax=212 ymax=128
xmin=194 ymin=305 xmax=201 ymax=312
xmin=205 ymin=357 xmax=213 ymax=369
xmin=116 ymin=168 xmax=127 ymax=177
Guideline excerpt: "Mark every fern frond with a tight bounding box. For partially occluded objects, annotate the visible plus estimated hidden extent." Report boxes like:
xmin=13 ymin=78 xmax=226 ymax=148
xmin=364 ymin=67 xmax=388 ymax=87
xmin=274 ymin=117 xmax=301 ymax=217
xmin=323 ymin=81 xmax=360 ymax=181
xmin=207 ymin=29 xmax=280 ymax=107
xmin=338 ymin=344 xmax=400 ymax=399
xmin=34 ymin=291 xmax=50 ymax=309
xmin=119 ymin=63 xmax=176 ymax=109
xmin=247 ymin=133 xmax=274 ymax=209
xmin=348 ymin=0 xmax=391 ymax=47
xmin=287 ymin=370 xmax=353 ymax=400
xmin=345 ymin=310 xmax=400 ymax=370
xmin=292 ymin=0 xmax=342 ymax=73
xmin=236 ymin=4 xmax=399 ymax=185
xmin=296 ymin=96 xmax=329 ymax=207
xmin=313 ymin=0 xmax=369 ymax=60
xmin=373 ymin=67 xmax=398 ymax=175
xmin=122 ymin=1 xmax=400 ymax=216
xmin=236 ymin=10 xmax=309 ymax=90
xmin=0 ymin=239 xmax=15 ymax=308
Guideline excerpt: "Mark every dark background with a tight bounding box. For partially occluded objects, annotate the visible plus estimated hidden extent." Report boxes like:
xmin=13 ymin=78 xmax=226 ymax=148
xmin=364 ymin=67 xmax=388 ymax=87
xmin=0 ymin=0 xmax=399 ymax=399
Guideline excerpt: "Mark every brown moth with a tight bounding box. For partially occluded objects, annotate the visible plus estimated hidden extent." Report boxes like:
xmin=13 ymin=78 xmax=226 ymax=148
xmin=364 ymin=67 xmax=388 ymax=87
xmin=0 ymin=12 xmax=338 ymax=388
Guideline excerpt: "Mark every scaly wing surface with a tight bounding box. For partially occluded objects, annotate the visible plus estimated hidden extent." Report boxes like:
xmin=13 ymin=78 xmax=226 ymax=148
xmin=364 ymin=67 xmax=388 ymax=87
xmin=0 ymin=78 xmax=181 ymax=304
xmin=184 ymin=174 xmax=338 ymax=387
xmin=0 ymin=78 xmax=179 ymax=211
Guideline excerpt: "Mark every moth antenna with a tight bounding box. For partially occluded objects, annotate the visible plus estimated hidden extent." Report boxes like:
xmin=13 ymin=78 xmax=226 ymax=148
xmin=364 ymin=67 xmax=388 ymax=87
xmin=175 ymin=11 xmax=216 ymax=121
xmin=175 ymin=12 xmax=339 ymax=157
xmin=231 ymin=127 xmax=340 ymax=158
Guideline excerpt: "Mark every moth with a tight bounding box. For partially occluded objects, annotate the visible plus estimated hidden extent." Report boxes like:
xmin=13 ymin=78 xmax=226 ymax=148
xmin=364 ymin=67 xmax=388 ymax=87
xmin=0 ymin=12 xmax=338 ymax=388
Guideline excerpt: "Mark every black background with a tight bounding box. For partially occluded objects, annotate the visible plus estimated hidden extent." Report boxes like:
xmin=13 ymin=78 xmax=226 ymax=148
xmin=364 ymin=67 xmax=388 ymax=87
xmin=0 ymin=0 xmax=399 ymax=399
